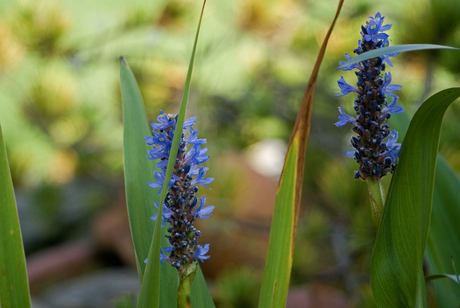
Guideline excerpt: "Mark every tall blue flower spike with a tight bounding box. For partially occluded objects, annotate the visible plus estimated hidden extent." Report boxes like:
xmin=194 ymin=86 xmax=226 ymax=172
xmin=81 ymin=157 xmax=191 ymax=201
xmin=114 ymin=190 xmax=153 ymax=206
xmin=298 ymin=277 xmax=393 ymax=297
xmin=145 ymin=112 xmax=214 ymax=269
xmin=335 ymin=12 xmax=404 ymax=180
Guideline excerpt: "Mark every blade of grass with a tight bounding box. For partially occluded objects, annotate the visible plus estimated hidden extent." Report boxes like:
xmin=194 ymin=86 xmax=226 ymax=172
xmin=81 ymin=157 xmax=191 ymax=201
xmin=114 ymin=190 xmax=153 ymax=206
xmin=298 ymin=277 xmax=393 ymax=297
xmin=336 ymin=44 xmax=459 ymax=70
xmin=137 ymin=1 xmax=214 ymax=307
xmin=370 ymin=88 xmax=460 ymax=307
xmin=257 ymin=1 xmax=344 ymax=307
xmin=0 ymin=125 xmax=31 ymax=308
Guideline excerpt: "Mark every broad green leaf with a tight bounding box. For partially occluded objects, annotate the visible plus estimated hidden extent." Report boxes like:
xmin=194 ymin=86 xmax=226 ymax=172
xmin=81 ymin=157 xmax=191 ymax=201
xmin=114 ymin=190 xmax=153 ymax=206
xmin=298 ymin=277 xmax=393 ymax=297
xmin=120 ymin=57 xmax=178 ymax=308
xmin=371 ymin=88 xmax=460 ymax=307
xmin=386 ymin=109 xmax=460 ymax=306
xmin=258 ymin=1 xmax=345 ymax=307
xmin=0 ymin=125 xmax=31 ymax=308
xmin=426 ymin=156 xmax=460 ymax=307
xmin=136 ymin=1 xmax=214 ymax=307
xmin=337 ymin=44 xmax=459 ymax=70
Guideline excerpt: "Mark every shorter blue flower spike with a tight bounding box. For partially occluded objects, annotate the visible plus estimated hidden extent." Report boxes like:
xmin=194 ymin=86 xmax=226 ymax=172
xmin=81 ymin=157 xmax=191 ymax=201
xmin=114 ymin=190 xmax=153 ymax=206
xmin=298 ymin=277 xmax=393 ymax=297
xmin=335 ymin=77 xmax=359 ymax=96
xmin=146 ymin=111 xmax=214 ymax=270
xmin=193 ymin=244 xmax=210 ymax=263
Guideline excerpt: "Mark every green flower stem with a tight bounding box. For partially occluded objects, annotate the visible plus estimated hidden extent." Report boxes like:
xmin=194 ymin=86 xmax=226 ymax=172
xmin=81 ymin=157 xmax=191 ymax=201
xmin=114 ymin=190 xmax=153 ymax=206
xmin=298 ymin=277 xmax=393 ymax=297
xmin=177 ymin=262 xmax=197 ymax=308
xmin=367 ymin=178 xmax=385 ymax=229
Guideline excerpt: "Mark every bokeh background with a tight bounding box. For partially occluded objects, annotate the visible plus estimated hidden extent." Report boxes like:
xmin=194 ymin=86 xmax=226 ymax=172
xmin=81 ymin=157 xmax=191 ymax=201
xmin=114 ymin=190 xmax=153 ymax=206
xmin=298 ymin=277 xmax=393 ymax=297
xmin=1 ymin=0 xmax=460 ymax=307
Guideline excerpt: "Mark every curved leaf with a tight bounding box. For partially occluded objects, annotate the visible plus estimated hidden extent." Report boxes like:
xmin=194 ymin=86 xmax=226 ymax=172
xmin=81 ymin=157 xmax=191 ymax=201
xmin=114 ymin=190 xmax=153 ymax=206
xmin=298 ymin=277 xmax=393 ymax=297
xmin=370 ymin=88 xmax=460 ymax=307
xmin=257 ymin=1 xmax=345 ymax=306
xmin=0 ymin=125 xmax=31 ymax=308
xmin=337 ymin=44 xmax=459 ymax=70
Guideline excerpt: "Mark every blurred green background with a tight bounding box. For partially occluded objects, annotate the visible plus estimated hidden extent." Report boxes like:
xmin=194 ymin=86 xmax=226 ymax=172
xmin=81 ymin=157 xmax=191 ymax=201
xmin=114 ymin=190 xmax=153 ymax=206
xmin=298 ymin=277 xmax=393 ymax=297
xmin=0 ymin=0 xmax=459 ymax=307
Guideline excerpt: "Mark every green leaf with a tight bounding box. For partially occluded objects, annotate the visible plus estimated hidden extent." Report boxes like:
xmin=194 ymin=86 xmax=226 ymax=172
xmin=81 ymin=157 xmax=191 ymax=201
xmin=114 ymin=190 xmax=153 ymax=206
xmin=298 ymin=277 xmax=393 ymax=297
xmin=0 ymin=125 xmax=31 ymax=308
xmin=191 ymin=266 xmax=216 ymax=308
xmin=370 ymin=88 xmax=460 ymax=307
xmin=336 ymin=44 xmax=459 ymax=70
xmin=257 ymin=1 xmax=345 ymax=307
xmin=426 ymin=156 xmax=460 ymax=307
xmin=120 ymin=57 xmax=178 ymax=308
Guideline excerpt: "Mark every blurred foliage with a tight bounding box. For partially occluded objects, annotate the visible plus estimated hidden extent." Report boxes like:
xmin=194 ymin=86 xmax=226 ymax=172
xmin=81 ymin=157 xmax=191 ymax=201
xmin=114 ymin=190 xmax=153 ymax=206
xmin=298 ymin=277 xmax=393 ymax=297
xmin=0 ymin=0 xmax=459 ymax=305
xmin=214 ymin=266 xmax=262 ymax=308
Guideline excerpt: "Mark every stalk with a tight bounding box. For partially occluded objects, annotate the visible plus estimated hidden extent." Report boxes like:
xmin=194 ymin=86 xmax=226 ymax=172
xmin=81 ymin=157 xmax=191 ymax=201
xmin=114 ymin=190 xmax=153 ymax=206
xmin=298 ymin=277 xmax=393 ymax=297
xmin=367 ymin=178 xmax=385 ymax=229
xmin=177 ymin=263 xmax=197 ymax=308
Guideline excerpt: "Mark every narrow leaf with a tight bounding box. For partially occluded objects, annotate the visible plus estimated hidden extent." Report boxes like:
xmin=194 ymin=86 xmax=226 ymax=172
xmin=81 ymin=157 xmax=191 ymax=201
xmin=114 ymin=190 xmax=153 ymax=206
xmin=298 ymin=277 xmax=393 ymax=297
xmin=0 ymin=125 xmax=31 ymax=308
xmin=371 ymin=88 xmax=460 ymax=307
xmin=425 ymin=274 xmax=460 ymax=284
xmin=337 ymin=44 xmax=459 ymax=70
xmin=258 ymin=1 xmax=344 ymax=307
xmin=137 ymin=1 xmax=214 ymax=307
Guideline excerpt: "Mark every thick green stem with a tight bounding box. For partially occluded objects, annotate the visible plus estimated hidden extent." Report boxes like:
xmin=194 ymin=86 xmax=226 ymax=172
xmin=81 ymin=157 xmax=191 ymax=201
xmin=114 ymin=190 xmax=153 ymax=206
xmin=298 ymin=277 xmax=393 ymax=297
xmin=177 ymin=262 xmax=197 ymax=308
xmin=367 ymin=178 xmax=385 ymax=229
xmin=177 ymin=274 xmax=192 ymax=308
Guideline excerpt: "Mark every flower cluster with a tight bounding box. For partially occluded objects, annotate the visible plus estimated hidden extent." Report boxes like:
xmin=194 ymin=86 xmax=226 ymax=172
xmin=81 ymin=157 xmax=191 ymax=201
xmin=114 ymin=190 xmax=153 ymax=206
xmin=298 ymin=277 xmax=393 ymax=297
xmin=335 ymin=12 xmax=404 ymax=180
xmin=145 ymin=111 xmax=214 ymax=269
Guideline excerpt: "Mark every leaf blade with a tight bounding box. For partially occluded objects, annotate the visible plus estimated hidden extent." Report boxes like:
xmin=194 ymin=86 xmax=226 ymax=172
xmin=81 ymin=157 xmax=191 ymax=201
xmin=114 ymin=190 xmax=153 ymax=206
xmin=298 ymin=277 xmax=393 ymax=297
xmin=120 ymin=57 xmax=178 ymax=307
xmin=337 ymin=44 xmax=459 ymax=70
xmin=0 ymin=125 xmax=31 ymax=308
xmin=370 ymin=88 xmax=460 ymax=307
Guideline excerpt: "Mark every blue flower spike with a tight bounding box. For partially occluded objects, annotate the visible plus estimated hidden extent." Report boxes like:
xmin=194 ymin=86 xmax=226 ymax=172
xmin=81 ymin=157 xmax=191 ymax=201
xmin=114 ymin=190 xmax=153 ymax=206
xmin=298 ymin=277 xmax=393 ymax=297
xmin=145 ymin=112 xmax=213 ymax=270
xmin=335 ymin=12 xmax=403 ymax=181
